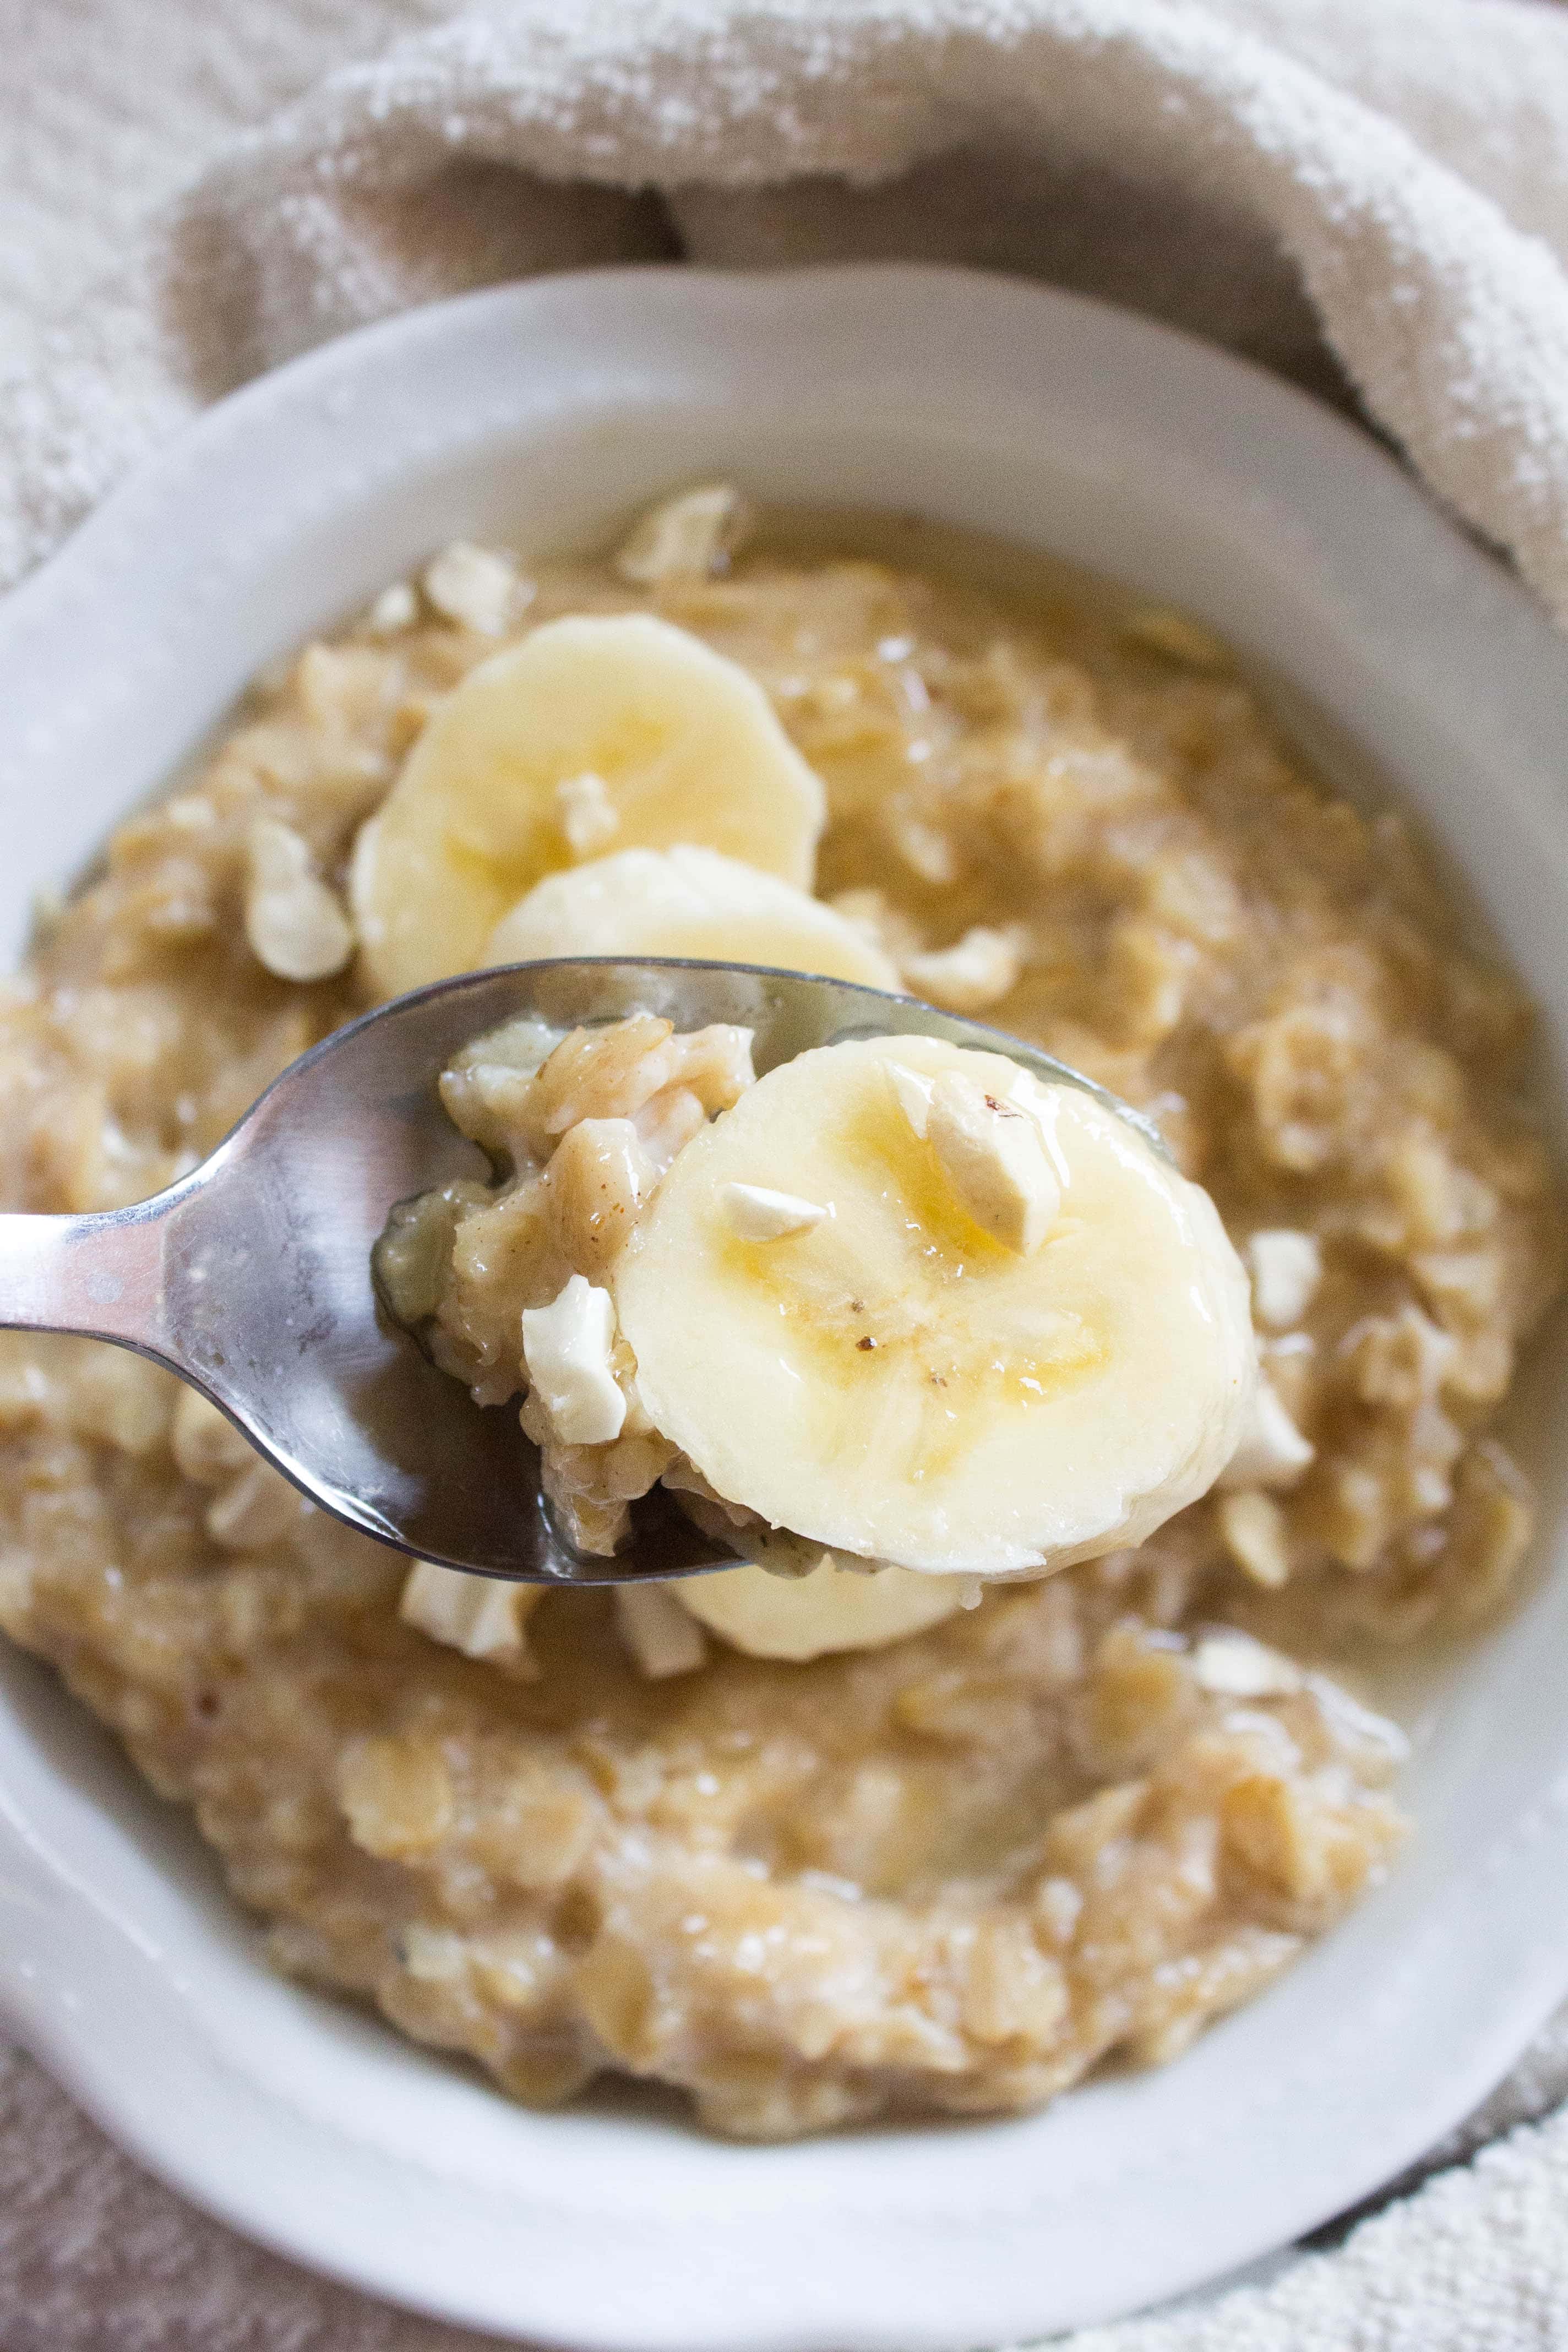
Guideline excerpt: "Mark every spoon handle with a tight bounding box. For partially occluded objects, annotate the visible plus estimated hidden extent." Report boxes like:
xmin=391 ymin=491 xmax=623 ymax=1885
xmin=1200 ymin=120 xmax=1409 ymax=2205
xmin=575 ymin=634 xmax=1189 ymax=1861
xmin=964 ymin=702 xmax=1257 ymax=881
xmin=0 ymin=1203 xmax=182 ymax=1366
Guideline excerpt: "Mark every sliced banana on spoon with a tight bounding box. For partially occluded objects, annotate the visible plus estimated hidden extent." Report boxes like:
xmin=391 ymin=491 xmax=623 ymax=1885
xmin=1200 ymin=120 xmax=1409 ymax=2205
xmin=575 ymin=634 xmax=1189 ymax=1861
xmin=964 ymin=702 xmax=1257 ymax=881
xmin=613 ymin=1035 xmax=1255 ymax=1580
xmin=353 ymin=614 xmax=826 ymax=998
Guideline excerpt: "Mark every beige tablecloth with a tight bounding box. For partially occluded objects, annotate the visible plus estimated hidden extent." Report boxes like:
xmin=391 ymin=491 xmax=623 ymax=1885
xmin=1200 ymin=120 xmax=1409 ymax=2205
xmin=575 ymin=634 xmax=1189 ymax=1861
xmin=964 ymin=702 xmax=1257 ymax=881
xmin=7 ymin=3 xmax=1568 ymax=2345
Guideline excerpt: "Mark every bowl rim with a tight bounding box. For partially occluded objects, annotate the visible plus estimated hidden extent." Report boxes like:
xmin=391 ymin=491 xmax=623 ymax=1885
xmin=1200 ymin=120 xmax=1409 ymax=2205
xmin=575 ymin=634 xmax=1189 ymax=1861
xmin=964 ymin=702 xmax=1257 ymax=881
xmin=4 ymin=259 xmax=1568 ymax=2351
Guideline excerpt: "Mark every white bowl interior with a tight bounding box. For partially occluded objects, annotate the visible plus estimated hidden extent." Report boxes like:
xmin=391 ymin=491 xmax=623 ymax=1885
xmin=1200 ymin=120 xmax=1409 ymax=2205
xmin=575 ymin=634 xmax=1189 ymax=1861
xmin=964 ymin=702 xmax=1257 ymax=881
xmin=2 ymin=266 xmax=1568 ymax=2351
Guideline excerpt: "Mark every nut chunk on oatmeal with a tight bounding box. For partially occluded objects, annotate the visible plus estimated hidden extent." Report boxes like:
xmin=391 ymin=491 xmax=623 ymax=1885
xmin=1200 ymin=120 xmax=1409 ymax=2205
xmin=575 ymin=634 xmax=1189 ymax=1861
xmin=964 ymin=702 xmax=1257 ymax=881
xmin=0 ymin=498 xmax=1557 ymax=2142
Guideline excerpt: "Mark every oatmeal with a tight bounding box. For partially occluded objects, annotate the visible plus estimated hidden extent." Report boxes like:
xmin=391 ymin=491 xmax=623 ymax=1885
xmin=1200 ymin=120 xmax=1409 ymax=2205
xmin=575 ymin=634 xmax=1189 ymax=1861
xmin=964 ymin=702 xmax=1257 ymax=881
xmin=0 ymin=495 xmax=1557 ymax=2138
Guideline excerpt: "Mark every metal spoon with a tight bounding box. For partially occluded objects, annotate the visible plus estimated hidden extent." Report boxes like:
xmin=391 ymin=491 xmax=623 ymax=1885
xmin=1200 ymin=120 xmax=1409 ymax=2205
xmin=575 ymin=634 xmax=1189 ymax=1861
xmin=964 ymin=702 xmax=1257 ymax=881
xmin=0 ymin=960 xmax=1151 ymax=1586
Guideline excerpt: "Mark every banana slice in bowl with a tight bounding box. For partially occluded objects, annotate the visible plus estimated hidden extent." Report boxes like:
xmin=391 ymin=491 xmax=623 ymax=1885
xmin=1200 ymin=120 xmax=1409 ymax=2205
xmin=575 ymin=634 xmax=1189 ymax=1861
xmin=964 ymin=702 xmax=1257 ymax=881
xmin=674 ymin=1551 xmax=964 ymax=1662
xmin=613 ymin=1033 xmax=1255 ymax=1580
xmin=486 ymin=846 xmax=899 ymax=988
xmin=353 ymin=614 xmax=826 ymax=999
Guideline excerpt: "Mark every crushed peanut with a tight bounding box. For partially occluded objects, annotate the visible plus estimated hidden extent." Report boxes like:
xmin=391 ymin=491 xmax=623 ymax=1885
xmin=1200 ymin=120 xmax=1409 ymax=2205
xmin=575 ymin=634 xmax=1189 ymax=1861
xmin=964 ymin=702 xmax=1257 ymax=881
xmin=1219 ymin=1377 xmax=1316 ymax=1490
xmin=521 ymin=1276 xmax=627 ymax=1449
xmin=243 ymin=818 xmax=355 ymax=982
xmin=400 ymin=1559 xmax=543 ymax=1672
xmin=1246 ymin=1230 xmax=1322 ymax=1331
xmin=922 ymin=1068 xmax=1061 ymax=1254
xmin=364 ymin=581 xmax=417 ymax=637
xmin=902 ymin=925 xmax=1022 ymax=1012
xmin=1217 ymin=1489 xmax=1293 ymax=1588
xmin=718 ymin=1182 xmax=828 ymax=1242
xmin=554 ymin=771 xmax=620 ymax=860
xmin=422 ymin=541 xmax=524 ymax=636
xmin=613 ymin=483 xmax=754 ymax=584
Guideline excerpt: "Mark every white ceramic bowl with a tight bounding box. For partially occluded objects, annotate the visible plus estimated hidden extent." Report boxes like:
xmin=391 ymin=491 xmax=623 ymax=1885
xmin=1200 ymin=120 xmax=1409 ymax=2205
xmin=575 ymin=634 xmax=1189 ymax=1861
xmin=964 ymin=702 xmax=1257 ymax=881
xmin=3 ymin=265 xmax=1568 ymax=2352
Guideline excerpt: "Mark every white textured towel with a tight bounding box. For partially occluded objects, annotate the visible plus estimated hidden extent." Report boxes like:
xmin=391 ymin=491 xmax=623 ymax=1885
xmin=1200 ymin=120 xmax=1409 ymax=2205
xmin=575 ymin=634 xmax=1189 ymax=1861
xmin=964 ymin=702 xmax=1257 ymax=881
xmin=7 ymin=1 xmax=1568 ymax=2345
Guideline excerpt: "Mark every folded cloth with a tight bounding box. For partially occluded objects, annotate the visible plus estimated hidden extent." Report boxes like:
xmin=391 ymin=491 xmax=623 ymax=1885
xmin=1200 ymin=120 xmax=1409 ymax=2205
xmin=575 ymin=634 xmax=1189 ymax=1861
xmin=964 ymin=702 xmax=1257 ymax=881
xmin=6 ymin=1 xmax=1568 ymax=2345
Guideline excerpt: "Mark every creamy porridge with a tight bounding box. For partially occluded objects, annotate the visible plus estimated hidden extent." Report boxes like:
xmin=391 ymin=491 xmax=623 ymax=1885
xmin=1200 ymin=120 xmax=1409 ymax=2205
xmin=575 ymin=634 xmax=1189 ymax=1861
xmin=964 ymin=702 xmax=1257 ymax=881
xmin=0 ymin=493 xmax=1557 ymax=2138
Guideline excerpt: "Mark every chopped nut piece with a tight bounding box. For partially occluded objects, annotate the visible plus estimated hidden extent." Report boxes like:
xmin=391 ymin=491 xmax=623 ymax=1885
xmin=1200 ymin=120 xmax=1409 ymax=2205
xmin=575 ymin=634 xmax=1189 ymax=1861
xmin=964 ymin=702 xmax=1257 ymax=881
xmin=521 ymin=1275 xmax=627 ymax=1446
xmin=554 ymin=770 xmax=620 ymax=860
xmin=614 ymin=1583 xmax=707 ymax=1679
xmin=613 ymin=483 xmax=754 ymax=584
xmin=1217 ymin=1489 xmax=1292 ymax=1587
xmin=1245 ymin=1229 xmax=1322 ymax=1330
xmin=718 ymin=1182 xmax=829 ymax=1242
xmin=905 ymin=927 xmax=1022 ymax=1014
xmin=437 ymin=1015 xmax=560 ymax=1156
xmin=422 ymin=541 xmax=521 ymax=635
xmin=1218 ymin=1376 xmax=1315 ymax=1490
xmin=1191 ymin=1630 xmax=1301 ymax=1697
xmin=889 ymin=815 xmax=960 ymax=886
xmin=1032 ymin=1877 xmax=1084 ymax=1947
xmin=922 ymin=1070 xmax=1061 ymax=1254
xmin=887 ymin=1062 xmax=934 ymax=1139
xmin=364 ymin=581 xmax=417 ymax=636
xmin=400 ymin=1559 xmax=543 ymax=1670
xmin=244 ymin=818 xmax=355 ymax=982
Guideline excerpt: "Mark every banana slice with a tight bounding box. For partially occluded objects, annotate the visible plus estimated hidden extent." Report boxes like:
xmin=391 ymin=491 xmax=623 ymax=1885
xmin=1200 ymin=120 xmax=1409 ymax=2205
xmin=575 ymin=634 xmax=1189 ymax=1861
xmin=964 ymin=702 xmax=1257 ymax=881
xmin=676 ymin=1554 xmax=963 ymax=1662
xmin=353 ymin=615 xmax=826 ymax=999
xmin=613 ymin=1036 xmax=1255 ymax=1578
xmin=486 ymin=846 xmax=899 ymax=989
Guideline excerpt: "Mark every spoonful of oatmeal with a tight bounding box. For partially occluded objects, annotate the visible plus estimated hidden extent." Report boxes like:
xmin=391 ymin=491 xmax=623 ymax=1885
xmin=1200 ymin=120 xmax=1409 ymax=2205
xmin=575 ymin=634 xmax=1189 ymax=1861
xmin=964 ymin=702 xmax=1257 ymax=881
xmin=0 ymin=589 xmax=1265 ymax=1604
xmin=0 ymin=956 xmax=1255 ymax=1591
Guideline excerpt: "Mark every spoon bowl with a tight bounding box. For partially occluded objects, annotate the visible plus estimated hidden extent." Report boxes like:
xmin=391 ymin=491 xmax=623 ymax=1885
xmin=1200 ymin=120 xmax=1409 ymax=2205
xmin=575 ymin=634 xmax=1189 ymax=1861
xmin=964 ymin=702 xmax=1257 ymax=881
xmin=0 ymin=959 xmax=1144 ymax=1583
